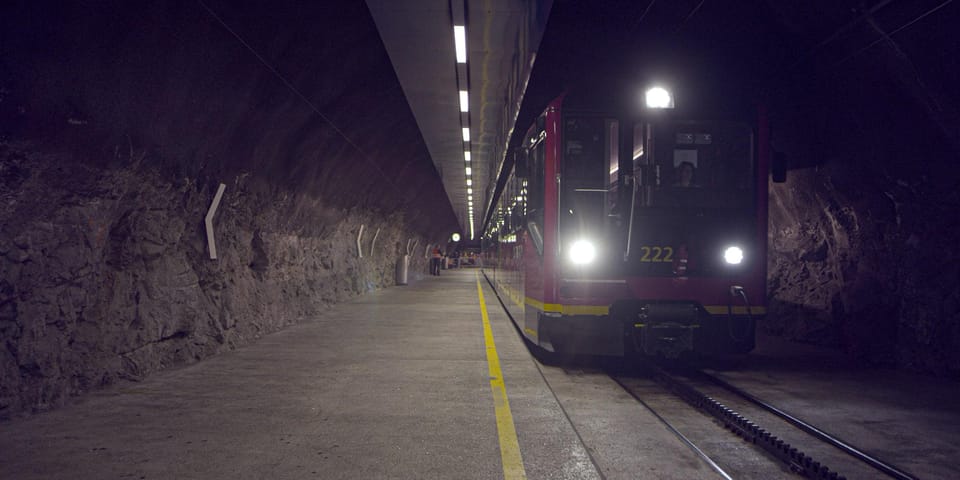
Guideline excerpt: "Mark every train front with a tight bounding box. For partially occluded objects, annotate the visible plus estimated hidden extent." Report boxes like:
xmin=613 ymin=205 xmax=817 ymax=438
xmin=542 ymin=88 xmax=768 ymax=358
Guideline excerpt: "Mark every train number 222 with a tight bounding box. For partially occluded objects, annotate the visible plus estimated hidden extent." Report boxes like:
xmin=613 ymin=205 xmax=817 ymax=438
xmin=639 ymin=246 xmax=673 ymax=262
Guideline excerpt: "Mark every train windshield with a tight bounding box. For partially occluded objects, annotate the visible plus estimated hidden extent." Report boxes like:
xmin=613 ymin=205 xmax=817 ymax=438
xmin=559 ymin=116 xmax=756 ymax=273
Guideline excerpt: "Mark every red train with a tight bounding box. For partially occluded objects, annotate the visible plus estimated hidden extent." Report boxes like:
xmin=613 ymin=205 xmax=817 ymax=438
xmin=482 ymin=86 xmax=779 ymax=358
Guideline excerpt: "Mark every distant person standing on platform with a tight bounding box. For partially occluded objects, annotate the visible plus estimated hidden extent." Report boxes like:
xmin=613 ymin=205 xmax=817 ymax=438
xmin=430 ymin=246 xmax=442 ymax=275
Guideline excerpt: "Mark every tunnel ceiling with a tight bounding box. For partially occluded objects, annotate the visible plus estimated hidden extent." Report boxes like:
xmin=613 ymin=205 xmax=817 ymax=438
xmin=365 ymin=0 xmax=552 ymax=241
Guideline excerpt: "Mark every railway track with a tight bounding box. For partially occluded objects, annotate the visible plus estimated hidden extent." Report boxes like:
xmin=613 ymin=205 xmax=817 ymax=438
xmin=483 ymin=273 xmax=918 ymax=479
xmin=608 ymin=362 xmax=919 ymax=480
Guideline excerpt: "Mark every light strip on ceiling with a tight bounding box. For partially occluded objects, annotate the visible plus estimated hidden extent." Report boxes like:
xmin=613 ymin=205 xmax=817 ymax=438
xmin=454 ymin=26 xmax=467 ymax=63
xmin=454 ymin=18 xmax=470 ymax=238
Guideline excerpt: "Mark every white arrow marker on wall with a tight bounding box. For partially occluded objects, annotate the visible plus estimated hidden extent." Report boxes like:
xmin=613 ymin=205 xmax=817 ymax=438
xmin=205 ymin=183 xmax=226 ymax=260
xmin=357 ymin=224 xmax=365 ymax=258
xmin=371 ymin=227 xmax=381 ymax=254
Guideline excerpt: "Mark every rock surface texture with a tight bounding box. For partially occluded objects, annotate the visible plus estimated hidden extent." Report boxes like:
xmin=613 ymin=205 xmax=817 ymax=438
xmin=0 ymin=143 xmax=434 ymax=416
xmin=0 ymin=1 xmax=456 ymax=417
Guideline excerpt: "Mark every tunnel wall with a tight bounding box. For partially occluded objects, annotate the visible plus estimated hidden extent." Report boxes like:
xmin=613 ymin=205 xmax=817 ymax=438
xmin=1 ymin=142 xmax=435 ymax=416
xmin=0 ymin=1 xmax=457 ymax=417
xmin=763 ymin=4 xmax=960 ymax=374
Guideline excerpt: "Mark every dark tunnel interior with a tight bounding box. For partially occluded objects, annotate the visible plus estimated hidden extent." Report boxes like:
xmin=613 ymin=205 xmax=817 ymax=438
xmin=1 ymin=0 xmax=958 ymax=418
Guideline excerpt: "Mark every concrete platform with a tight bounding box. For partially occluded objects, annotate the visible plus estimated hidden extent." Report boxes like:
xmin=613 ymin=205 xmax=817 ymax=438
xmin=0 ymin=269 xmax=710 ymax=479
xmin=2 ymin=269 xmax=957 ymax=479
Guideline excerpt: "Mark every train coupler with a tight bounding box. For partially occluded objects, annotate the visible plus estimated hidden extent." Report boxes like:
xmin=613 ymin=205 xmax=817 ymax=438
xmin=629 ymin=303 xmax=700 ymax=358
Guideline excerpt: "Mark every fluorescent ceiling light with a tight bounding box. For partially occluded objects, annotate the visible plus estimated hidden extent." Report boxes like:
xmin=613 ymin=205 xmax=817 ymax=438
xmin=464 ymin=151 xmax=471 ymax=162
xmin=467 ymin=188 xmax=473 ymax=194
xmin=459 ymin=90 xmax=469 ymax=112
xmin=462 ymin=128 xmax=470 ymax=141
xmin=466 ymin=179 xmax=472 ymax=186
xmin=465 ymin=167 xmax=472 ymax=175
xmin=454 ymin=26 xmax=467 ymax=63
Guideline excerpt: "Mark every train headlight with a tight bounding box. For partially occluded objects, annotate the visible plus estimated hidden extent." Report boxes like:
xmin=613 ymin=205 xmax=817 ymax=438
xmin=569 ymin=240 xmax=597 ymax=265
xmin=723 ymin=246 xmax=744 ymax=265
xmin=645 ymin=86 xmax=674 ymax=109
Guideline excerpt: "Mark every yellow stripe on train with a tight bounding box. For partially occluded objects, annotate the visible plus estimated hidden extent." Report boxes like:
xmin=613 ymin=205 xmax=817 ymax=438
xmin=523 ymin=298 xmax=766 ymax=317
xmin=703 ymin=305 xmax=767 ymax=315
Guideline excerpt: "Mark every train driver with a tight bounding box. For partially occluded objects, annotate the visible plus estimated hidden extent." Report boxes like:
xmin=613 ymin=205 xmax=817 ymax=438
xmin=674 ymin=161 xmax=700 ymax=188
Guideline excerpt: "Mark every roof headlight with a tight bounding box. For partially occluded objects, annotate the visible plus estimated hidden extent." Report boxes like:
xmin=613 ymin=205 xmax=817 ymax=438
xmin=645 ymin=86 xmax=674 ymax=109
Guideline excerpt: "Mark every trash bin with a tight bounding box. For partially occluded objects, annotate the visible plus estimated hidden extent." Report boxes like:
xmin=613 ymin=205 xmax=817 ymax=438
xmin=396 ymin=255 xmax=410 ymax=285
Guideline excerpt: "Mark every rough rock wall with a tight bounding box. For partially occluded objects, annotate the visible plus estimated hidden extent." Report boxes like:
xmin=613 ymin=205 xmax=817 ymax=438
xmin=764 ymin=23 xmax=960 ymax=374
xmin=768 ymin=163 xmax=960 ymax=374
xmin=0 ymin=141 xmax=432 ymax=417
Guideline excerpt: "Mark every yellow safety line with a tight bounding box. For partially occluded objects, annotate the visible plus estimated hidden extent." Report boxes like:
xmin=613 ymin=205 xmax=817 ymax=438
xmin=476 ymin=273 xmax=527 ymax=480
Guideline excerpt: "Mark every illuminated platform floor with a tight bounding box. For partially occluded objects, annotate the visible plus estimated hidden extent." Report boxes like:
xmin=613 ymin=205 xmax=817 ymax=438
xmin=0 ymin=269 xmax=709 ymax=480
xmin=1 ymin=269 xmax=957 ymax=479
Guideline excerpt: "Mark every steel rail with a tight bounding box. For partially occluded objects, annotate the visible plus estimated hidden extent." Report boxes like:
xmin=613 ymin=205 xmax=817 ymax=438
xmin=608 ymin=375 xmax=733 ymax=480
xmin=695 ymin=369 xmax=917 ymax=480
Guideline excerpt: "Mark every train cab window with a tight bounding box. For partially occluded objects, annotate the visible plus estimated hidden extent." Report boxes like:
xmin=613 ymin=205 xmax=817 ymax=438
xmin=563 ymin=117 xmax=606 ymax=186
xmin=646 ymin=122 xmax=754 ymax=210
xmin=560 ymin=116 xmax=620 ymax=265
xmin=562 ymin=118 xmax=609 ymax=228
